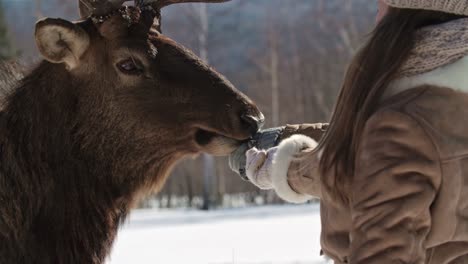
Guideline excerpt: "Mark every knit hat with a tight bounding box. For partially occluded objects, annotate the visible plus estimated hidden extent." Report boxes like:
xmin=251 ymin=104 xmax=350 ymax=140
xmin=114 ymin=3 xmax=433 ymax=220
xmin=384 ymin=0 xmax=468 ymax=16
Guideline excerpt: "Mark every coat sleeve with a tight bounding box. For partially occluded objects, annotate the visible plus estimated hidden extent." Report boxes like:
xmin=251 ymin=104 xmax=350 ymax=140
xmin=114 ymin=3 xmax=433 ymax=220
xmin=279 ymin=123 xmax=328 ymax=142
xmin=282 ymin=123 xmax=327 ymax=198
xmin=350 ymin=110 xmax=441 ymax=264
xmin=269 ymin=123 xmax=327 ymax=202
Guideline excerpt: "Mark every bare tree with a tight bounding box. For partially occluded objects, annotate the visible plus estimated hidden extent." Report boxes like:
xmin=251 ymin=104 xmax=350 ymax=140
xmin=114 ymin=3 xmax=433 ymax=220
xmin=35 ymin=0 xmax=44 ymax=19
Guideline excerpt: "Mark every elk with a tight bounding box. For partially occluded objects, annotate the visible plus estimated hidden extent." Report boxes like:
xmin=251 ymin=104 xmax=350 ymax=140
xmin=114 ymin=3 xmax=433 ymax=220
xmin=0 ymin=0 xmax=263 ymax=263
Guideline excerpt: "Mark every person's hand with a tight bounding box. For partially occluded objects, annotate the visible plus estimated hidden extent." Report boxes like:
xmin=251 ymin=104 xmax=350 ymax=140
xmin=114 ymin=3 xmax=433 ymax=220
xmin=244 ymin=147 xmax=278 ymax=189
xmin=228 ymin=125 xmax=320 ymax=204
xmin=242 ymin=135 xmax=318 ymax=203
xmin=228 ymin=127 xmax=284 ymax=180
xmin=228 ymin=143 xmax=250 ymax=180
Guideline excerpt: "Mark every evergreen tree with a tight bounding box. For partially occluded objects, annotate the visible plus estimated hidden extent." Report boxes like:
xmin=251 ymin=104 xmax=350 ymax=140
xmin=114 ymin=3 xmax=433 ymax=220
xmin=0 ymin=1 xmax=16 ymax=60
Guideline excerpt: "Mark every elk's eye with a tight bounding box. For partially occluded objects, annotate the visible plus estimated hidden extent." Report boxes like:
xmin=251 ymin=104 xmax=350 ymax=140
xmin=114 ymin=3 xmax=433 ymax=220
xmin=117 ymin=59 xmax=143 ymax=75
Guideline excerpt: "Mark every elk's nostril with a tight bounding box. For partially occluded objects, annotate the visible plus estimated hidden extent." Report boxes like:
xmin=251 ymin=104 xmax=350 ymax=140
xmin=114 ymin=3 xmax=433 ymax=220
xmin=241 ymin=114 xmax=265 ymax=136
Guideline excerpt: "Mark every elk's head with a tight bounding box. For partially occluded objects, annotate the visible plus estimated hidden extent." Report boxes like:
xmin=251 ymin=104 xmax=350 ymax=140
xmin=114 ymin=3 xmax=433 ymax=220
xmin=34 ymin=0 xmax=263 ymax=161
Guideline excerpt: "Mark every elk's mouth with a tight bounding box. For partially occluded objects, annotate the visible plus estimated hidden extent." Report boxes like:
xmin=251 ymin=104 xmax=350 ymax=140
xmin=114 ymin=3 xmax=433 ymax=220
xmin=195 ymin=129 xmax=217 ymax=146
xmin=194 ymin=128 xmax=245 ymax=156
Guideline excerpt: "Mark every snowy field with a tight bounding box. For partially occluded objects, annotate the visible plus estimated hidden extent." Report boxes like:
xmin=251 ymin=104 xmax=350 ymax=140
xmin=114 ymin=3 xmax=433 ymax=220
xmin=108 ymin=204 xmax=328 ymax=264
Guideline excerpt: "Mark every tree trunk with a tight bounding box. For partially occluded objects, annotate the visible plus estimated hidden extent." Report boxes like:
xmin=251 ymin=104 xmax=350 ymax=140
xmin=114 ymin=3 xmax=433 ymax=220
xmin=268 ymin=11 xmax=280 ymax=127
xmin=35 ymin=0 xmax=44 ymax=19
xmin=197 ymin=3 xmax=216 ymax=211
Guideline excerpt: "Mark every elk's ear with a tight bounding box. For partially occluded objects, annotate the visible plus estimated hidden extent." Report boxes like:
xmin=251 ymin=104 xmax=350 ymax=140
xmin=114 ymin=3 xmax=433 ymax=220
xmin=35 ymin=18 xmax=90 ymax=70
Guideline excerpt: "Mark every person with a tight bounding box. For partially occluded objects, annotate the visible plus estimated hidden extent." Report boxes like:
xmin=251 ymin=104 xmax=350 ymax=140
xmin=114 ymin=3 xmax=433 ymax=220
xmin=229 ymin=0 xmax=468 ymax=263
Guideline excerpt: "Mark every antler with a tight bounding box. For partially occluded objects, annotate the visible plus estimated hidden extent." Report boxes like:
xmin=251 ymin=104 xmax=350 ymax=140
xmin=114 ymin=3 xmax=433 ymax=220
xmin=141 ymin=0 xmax=231 ymax=31
xmin=79 ymin=0 xmax=127 ymax=18
xmin=78 ymin=0 xmax=231 ymax=32
xmin=143 ymin=0 xmax=231 ymax=9
xmin=80 ymin=0 xmax=230 ymax=18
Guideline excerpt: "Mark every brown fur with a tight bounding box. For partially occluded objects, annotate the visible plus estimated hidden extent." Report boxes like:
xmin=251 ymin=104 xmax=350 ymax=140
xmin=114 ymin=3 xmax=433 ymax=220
xmin=0 ymin=12 xmax=261 ymax=264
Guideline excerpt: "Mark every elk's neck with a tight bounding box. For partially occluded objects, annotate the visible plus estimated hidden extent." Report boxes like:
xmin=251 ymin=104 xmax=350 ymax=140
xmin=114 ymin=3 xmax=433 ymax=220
xmin=0 ymin=62 xmax=175 ymax=263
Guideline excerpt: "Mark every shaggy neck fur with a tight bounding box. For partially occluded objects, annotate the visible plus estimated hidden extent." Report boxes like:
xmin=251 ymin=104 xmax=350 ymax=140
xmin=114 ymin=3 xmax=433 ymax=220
xmin=0 ymin=62 xmax=177 ymax=264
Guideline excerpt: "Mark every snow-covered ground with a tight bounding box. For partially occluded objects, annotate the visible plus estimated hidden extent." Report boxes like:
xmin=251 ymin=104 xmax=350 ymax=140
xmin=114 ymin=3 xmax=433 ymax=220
xmin=108 ymin=204 xmax=328 ymax=264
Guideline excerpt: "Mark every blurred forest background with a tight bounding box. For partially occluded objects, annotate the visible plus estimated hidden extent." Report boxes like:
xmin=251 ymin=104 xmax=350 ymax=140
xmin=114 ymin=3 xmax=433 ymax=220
xmin=0 ymin=0 xmax=374 ymax=209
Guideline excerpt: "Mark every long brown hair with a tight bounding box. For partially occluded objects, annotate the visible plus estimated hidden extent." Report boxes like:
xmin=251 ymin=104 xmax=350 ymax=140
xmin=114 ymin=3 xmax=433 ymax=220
xmin=318 ymin=7 xmax=466 ymax=203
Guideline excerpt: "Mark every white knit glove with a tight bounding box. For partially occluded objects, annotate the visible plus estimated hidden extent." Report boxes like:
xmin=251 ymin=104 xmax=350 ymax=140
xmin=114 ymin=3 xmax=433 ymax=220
xmin=229 ymin=128 xmax=318 ymax=204
xmin=246 ymin=135 xmax=318 ymax=203
xmin=229 ymin=127 xmax=284 ymax=181
xmin=245 ymin=147 xmax=278 ymax=190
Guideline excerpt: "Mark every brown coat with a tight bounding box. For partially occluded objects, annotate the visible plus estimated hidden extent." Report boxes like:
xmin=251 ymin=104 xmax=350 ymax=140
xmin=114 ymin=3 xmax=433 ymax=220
xmin=278 ymin=59 xmax=468 ymax=263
